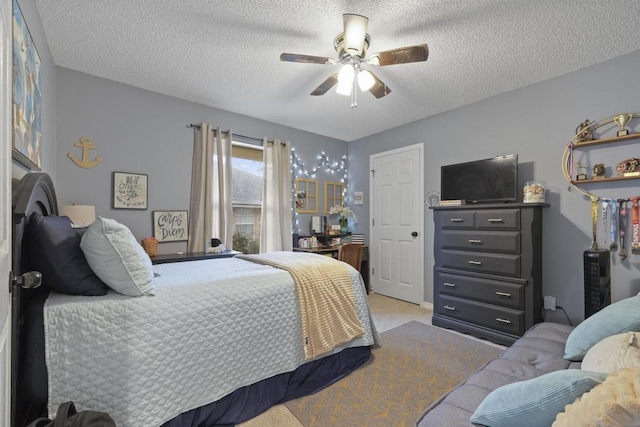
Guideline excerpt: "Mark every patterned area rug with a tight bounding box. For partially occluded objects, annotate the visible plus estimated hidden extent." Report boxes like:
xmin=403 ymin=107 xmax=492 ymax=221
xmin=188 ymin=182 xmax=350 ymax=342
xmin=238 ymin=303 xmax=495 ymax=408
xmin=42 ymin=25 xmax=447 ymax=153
xmin=285 ymin=321 xmax=503 ymax=427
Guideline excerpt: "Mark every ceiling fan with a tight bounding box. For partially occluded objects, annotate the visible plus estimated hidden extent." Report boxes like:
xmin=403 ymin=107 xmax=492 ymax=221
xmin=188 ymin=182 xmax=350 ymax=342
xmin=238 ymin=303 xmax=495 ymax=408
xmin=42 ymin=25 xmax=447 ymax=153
xmin=280 ymin=13 xmax=429 ymax=107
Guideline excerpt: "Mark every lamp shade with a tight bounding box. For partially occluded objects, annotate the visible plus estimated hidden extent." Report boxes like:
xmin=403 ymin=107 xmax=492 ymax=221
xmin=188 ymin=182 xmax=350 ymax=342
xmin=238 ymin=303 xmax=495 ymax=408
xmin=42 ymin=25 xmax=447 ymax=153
xmin=59 ymin=204 xmax=96 ymax=227
xmin=336 ymin=64 xmax=354 ymax=96
xmin=358 ymin=69 xmax=375 ymax=91
xmin=343 ymin=14 xmax=368 ymax=56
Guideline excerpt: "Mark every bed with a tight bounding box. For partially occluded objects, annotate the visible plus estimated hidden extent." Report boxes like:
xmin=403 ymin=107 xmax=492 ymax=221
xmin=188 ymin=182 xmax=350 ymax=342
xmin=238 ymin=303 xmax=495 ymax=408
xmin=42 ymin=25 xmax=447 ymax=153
xmin=11 ymin=172 xmax=378 ymax=427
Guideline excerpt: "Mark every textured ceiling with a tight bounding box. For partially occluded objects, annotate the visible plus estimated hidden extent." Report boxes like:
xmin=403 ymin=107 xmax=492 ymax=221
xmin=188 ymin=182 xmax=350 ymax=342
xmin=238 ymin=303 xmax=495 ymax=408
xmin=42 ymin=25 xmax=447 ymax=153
xmin=35 ymin=0 xmax=640 ymax=142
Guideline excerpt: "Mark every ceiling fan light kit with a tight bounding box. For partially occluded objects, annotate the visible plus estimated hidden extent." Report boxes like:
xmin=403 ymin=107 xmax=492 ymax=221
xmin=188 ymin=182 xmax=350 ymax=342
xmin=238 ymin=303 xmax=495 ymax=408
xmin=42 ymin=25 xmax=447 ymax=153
xmin=280 ymin=13 xmax=429 ymax=108
xmin=343 ymin=14 xmax=369 ymax=56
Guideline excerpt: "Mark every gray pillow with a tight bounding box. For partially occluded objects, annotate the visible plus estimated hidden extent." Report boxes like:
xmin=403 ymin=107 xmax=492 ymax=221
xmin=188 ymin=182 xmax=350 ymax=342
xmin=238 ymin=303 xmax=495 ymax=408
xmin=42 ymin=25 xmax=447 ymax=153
xmin=80 ymin=217 xmax=155 ymax=296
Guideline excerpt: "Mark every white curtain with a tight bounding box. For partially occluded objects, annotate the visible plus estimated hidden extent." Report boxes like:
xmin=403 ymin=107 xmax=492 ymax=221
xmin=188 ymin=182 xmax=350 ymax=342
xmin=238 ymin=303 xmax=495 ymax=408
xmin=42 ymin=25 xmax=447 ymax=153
xmin=188 ymin=123 xmax=233 ymax=252
xmin=260 ymin=138 xmax=293 ymax=253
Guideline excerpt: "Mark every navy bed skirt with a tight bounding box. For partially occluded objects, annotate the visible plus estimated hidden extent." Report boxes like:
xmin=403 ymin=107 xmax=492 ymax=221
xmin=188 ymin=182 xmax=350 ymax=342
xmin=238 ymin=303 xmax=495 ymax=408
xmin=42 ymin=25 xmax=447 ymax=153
xmin=162 ymin=346 xmax=371 ymax=427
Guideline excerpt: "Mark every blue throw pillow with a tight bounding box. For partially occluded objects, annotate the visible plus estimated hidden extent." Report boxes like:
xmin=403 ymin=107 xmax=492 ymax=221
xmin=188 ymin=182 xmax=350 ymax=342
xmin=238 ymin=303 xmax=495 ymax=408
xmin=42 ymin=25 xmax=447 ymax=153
xmin=564 ymin=295 xmax=640 ymax=361
xmin=470 ymin=370 xmax=606 ymax=427
xmin=27 ymin=212 xmax=108 ymax=295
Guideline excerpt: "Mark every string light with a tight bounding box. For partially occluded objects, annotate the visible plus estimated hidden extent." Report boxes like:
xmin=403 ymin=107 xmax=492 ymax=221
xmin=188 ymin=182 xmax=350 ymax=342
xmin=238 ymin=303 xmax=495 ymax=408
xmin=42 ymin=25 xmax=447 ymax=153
xmin=290 ymin=147 xmax=348 ymax=234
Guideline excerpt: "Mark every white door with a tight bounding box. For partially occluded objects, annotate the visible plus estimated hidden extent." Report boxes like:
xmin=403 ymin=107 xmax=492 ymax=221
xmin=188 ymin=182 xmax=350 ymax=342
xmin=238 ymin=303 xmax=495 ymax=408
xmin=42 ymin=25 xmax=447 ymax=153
xmin=0 ymin=0 xmax=12 ymax=424
xmin=370 ymin=144 xmax=423 ymax=304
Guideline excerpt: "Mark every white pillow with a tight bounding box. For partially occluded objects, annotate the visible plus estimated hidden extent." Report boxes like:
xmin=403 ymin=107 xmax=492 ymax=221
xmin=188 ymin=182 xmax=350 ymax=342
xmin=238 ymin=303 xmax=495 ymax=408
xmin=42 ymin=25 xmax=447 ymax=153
xmin=80 ymin=217 xmax=155 ymax=296
xmin=581 ymin=332 xmax=640 ymax=373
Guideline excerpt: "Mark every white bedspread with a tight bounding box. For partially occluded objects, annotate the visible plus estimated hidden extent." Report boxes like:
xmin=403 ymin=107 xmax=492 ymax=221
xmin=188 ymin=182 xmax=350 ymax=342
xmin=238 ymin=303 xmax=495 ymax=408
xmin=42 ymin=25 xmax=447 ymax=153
xmin=44 ymin=257 xmax=377 ymax=427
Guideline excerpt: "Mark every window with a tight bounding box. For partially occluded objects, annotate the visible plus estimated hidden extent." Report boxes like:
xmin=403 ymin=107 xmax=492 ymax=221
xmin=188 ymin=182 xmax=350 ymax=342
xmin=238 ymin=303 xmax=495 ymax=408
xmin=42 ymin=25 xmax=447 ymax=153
xmin=295 ymin=178 xmax=318 ymax=213
xmin=234 ymin=207 xmax=254 ymax=236
xmin=324 ymin=181 xmax=344 ymax=213
xmin=231 ymin=143 xmax=263 ymax=254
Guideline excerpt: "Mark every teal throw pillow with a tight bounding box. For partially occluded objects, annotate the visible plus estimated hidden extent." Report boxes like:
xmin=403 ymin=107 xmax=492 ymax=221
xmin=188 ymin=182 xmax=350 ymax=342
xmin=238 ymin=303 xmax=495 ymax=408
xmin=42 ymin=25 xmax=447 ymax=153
xmin=470 ymin=370 xmax=606 ymax=427
xmin=564 ymin=295 xmax=640 ymax=361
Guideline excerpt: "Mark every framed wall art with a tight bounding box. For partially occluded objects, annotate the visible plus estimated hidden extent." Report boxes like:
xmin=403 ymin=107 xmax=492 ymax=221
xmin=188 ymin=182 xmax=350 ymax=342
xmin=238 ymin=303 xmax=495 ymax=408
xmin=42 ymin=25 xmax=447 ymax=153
xmin=153 ymin=210 xmax=188 ymax=242
xmin=112 ymin=171 xmax=148 ymax=209
xmin=295 ymin=177 xmax=317 ymax=213
xmin=12 ymin=0 xmax=42 ymax=171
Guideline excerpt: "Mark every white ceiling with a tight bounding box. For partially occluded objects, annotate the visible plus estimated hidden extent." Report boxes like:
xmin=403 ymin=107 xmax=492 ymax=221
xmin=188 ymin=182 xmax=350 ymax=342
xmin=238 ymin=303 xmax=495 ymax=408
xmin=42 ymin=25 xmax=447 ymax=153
xmin=35 ymin=0 xmax=640 ymax=142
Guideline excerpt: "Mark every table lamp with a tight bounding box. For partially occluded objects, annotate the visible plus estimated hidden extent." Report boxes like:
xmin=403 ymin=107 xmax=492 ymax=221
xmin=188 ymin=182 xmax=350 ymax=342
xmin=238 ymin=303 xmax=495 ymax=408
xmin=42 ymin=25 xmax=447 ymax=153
xmin=59 ymin=204 xmax=96 ymax=228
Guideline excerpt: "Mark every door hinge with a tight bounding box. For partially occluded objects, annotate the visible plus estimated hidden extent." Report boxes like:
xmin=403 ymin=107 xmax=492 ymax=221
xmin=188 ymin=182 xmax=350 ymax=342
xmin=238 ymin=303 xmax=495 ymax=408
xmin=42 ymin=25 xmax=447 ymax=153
xmin=372 ymin=267 xmax=374 ymax=276
xmin=372 ymin=219 xmax=374 ymax=226
xmin=370 ymin=169 xmax=375 ymax=177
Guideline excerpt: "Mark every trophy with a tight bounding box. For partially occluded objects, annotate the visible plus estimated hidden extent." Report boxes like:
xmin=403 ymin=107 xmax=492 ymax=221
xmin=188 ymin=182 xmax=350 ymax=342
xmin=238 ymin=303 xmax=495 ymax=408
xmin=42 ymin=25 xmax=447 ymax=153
xmin=592 ymin=163 xmax=605 ymax=180
xmin=614 ymin=113 xmax=633 ymax=137
xmin=574 ymin=119 xmax=594 ymax=143
xmin=575 ymin=162 xmax=587 ymax=181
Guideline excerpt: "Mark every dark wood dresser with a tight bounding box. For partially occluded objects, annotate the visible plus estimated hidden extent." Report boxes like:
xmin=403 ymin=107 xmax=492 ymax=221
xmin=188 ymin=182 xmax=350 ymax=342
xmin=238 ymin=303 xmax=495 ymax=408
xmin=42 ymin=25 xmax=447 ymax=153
xmin=432 ymin=203 xmax=548 ymax=346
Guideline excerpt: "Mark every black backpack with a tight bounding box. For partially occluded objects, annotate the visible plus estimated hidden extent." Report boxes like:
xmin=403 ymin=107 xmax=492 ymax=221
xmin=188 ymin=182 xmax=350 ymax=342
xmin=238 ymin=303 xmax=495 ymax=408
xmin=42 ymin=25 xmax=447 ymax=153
xmin=27 ymin=401 xmax=116 ymax=427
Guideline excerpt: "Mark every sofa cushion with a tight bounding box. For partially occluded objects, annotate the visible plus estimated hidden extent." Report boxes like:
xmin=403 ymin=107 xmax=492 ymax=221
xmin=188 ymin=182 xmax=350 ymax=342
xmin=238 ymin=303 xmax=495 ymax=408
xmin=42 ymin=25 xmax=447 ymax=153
xmin=564 ymin=295 xmax=640 ymax=361
xmin=554 ymin=367 xmax=640 ymax=426
xmin=470 ymin=369 xmax=606 ymax=427
xmin=581 ymin=332 xmax=640 ymax=374
xmin=416 ymin=322 xmax=575 ymax=427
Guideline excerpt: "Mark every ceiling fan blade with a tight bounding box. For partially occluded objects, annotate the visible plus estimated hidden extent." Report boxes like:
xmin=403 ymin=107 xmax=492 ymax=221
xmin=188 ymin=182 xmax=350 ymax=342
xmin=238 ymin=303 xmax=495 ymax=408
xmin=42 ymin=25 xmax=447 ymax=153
xmin=369 ymin=44 xmax=429 ymax=66
xmin=343 ymin=13 xmax=369 ymax=56
xmin=368 ymin=72 xmax=391 ymax=99
xmin=310 ymin=73 xmax=339 ymax=96
xmin=280 ymin=53 xmax=333 ymax=65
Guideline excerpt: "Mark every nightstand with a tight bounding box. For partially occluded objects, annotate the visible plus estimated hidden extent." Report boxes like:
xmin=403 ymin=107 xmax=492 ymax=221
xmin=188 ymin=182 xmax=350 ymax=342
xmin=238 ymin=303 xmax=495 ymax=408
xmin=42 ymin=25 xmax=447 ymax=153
xmin=150 ymin=250 xmax=241 ymax=265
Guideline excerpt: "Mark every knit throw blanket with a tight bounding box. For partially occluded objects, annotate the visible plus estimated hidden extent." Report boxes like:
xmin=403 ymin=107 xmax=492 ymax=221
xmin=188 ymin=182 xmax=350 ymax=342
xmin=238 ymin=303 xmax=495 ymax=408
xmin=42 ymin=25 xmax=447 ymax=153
xmin=237 ymin=251 xmax=364 ymax=360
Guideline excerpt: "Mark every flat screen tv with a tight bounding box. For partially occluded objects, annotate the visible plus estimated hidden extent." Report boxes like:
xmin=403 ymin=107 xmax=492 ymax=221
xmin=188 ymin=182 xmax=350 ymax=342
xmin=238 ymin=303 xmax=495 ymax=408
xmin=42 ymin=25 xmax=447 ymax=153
xmin=441 ymin=154 xmax=518 ymax=204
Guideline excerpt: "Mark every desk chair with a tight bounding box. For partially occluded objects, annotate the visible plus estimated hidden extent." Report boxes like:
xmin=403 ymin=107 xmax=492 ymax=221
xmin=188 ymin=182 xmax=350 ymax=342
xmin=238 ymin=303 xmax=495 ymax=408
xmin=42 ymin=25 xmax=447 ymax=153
xmin=338 ymin=243 xmax=363 ymax=272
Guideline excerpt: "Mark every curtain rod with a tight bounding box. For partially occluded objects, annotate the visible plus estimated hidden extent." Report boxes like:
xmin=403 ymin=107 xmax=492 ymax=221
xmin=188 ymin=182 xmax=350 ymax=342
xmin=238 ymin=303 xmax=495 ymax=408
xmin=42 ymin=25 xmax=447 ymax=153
xmin=187 ymin=124 xmax=275 ymax=144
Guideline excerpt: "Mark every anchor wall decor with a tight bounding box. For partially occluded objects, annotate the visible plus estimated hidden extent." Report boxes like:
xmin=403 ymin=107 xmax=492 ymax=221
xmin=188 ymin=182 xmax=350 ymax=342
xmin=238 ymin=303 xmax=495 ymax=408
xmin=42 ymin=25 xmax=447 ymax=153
xmin=68 ymin=137 xmax=103 ymax=168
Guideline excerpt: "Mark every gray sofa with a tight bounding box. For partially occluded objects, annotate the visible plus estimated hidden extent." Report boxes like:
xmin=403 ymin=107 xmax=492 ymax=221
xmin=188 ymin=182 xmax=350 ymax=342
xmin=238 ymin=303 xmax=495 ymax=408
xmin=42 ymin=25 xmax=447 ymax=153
xmin=417 ymin=322 xmax=578 ymax=426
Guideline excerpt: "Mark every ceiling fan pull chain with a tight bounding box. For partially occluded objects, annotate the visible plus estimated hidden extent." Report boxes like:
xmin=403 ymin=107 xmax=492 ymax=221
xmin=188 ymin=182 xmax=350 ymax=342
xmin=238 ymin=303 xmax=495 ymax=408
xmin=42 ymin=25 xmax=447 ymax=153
xmin=351 ymin=71 xmax=358 ymax=108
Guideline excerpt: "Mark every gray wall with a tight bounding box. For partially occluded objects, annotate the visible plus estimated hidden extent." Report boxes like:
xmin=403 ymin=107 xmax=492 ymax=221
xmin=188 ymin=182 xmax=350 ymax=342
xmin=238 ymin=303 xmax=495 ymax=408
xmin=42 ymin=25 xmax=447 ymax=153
xmin=11 ymin=0 xmax=56 ymax=180
xmin=54 ymin=68 xmax=348 ymax=254
xmin=349 ymin=50 xmax=640 ymax=325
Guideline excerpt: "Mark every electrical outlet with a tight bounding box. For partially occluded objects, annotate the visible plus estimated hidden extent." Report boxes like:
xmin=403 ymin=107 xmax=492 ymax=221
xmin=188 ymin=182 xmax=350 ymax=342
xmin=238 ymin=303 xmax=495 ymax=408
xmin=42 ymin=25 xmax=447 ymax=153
xmin=544 ymin=296 xmax=556 ymax=311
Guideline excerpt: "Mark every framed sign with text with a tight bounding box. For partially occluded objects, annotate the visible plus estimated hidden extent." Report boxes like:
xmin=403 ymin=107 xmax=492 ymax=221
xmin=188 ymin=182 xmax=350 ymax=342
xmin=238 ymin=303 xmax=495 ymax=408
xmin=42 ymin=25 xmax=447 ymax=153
xmin=153 ymin=210 xmax=188 ymax=242
xmin=112 ymin=172 xmax=148 ymax=209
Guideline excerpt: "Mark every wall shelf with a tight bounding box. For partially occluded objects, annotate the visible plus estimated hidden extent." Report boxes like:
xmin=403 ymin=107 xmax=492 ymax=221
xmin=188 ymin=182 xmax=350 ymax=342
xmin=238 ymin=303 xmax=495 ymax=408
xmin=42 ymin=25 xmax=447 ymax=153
xmin=572 ymin=132 xmax=640 ymax=148
xmin=562 ymin=113 xmax=640 ymax=197
xmin=570 ymin=174 xmax=640 ymax=185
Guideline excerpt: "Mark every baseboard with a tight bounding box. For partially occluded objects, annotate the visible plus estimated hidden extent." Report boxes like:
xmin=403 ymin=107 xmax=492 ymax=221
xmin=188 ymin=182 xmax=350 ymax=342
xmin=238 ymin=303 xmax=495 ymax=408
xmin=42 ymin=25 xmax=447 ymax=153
xmin=421 ymin=301 xmax=433 ymax=311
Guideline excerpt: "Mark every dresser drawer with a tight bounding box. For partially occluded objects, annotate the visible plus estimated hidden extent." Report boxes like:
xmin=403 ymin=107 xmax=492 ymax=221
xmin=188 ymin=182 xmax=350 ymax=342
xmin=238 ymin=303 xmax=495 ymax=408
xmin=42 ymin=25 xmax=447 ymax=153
xmin=436 ymin=295 xmax=523 ymax=335
xmin=439 ymin=230 xmax=520 ymax=253
xmin=435 ymin=270 xmax=524 ymax=309
xmin=476 ymin=209 xmax=520 ymax=230
xmin=439 ymin=211 xmax=475 ymax=229
xmin=439 ymin=250 xmax=521 ymax=277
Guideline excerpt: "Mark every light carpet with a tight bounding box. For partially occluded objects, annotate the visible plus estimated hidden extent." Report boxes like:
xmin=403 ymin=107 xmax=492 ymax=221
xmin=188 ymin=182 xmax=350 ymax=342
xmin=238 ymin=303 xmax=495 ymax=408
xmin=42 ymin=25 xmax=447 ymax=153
xmin=283 ymin=320 xmax=503 ymax=426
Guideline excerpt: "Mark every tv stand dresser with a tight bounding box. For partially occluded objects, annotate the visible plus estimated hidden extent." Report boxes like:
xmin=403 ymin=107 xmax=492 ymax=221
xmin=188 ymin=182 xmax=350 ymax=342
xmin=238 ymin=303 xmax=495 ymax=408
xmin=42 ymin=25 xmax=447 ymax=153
xmin=432 ymin=203 xmax=548 ymax=346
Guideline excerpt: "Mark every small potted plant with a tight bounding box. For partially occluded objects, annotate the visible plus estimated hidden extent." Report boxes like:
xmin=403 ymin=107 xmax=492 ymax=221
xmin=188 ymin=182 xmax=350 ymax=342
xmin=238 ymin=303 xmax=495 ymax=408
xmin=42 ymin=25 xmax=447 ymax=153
xmin=329 ymin=205 xmax=358 ymax=234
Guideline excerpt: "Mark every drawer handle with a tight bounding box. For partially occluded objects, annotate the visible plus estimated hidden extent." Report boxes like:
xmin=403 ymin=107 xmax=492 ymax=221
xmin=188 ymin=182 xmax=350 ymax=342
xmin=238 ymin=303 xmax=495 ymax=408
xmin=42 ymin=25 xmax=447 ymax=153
xmin=468 ymin=239 xmax=482 ymax=244
xmin=495 ymin=291 xmax=512 ymax=297
xmin=496 ymin=317 xmax=511 ymax=324
xmin=443 ymin=305 xmax=456 ymax=311
xmin=443 ymin=282 xmax=456 ymax=287
xmin=467 ymin=260 xmax=482 ymax=265
xmin=450 ymin=218 xmax=464 ymax=223
xmin=488 ymin=218 xmax=503 ymax=223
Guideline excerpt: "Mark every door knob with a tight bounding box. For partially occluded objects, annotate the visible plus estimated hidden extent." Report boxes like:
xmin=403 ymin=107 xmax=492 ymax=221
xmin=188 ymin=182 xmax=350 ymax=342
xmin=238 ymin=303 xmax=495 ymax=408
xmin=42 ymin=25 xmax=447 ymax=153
xmin=411 ymin=231 xmax=418 ymax=237
xmin=9 ymin=271 xmax=42 ymax=293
